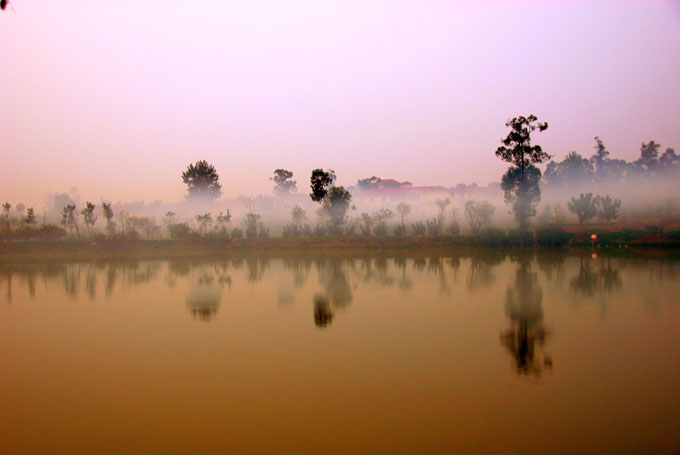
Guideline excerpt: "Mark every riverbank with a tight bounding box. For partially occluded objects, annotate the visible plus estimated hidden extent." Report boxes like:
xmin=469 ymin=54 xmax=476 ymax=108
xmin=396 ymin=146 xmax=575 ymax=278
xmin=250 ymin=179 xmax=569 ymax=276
xmin=1 ymin=232 xmax=679 ymax=261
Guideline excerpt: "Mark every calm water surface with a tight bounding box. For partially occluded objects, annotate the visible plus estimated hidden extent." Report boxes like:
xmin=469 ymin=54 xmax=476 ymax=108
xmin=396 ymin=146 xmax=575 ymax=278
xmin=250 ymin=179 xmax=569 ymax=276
xmin=1 ymin=253 xmax=679 ymax=454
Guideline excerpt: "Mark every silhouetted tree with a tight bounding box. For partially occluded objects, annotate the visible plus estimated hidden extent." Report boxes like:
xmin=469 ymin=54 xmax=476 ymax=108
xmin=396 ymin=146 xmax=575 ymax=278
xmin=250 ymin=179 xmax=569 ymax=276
xmin=181 ymin=160 xmax=222 ymax=201
xmin=356 ymin=176 xmax=381 ymax=191
xmin=464 ymin=200 xmax=495 ymax=234
xmin=196 ymin=213 xmax=213 ymax=234
xmin=2 ymin=202 xmax=10 ymax=230
xmin=544 ymin=151 xmax=593 ymax=187
xmin=80 ymin=202 xmax=97 ymax=236
xmin=309 ymin=169 xmax=335 ymax=202
xmin=396 ymin=202 xmax=412 ymax=227
xmin=271 ymin=169 xmax=297 ymax=196
xmin=595 ymin=195 xmax=621 ymax=231
xmin=567 ymin=193 xmax=598 ymax=231
xmin=25 ymin=207 xmax=37 ymax=226
xmin=435 ymin=198 xmax=451 ymax=228
xmin=216 ymin=210 xmax=231 ymax=233
xmin=291 ymin=205 xmax=306 ymax=228
xmin=61 ymin=204 xmax=80 ymax=238
xmin=496 ymin=115 xmax=550 ymax=230
xmin=102 ymin=202 xmax=115 ymax=231
xmin=321 ymin=186 xmax=352 ymax=234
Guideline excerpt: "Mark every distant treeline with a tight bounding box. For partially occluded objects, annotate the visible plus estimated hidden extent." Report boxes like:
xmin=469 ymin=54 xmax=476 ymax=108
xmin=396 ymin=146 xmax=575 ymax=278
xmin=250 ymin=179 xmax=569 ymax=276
xmin=544 ymin=138 xmax=678 ymax=187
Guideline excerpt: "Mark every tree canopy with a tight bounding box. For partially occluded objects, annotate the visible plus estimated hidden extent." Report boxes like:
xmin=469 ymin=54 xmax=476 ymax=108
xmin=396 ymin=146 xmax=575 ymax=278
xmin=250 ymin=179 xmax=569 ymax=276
xmin=181 ymin=160 xmax=222 ymax=201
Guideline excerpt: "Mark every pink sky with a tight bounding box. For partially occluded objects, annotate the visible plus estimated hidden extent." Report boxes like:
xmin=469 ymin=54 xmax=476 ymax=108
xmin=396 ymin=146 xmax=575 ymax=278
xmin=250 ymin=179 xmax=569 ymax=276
xmin=1 ymin=0 xmax=679 ymax=207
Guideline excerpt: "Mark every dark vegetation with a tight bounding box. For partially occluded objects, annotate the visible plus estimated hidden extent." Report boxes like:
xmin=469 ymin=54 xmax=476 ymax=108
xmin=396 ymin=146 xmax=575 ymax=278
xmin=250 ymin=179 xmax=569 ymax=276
xmin=3 ymin=119 xmax=679 ymax=254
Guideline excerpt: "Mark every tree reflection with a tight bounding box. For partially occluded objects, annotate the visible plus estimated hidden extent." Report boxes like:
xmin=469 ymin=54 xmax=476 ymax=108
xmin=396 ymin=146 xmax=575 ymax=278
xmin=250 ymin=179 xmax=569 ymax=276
xmin=500 ymin=257 xmax=552 ymax=377
xmin=313 ymin=294 xmax=334 ymax=328
xmin=186 ymin=273 xmax=222 ymax=321
xmin=467 ymin=254 xmax=503 ymax=291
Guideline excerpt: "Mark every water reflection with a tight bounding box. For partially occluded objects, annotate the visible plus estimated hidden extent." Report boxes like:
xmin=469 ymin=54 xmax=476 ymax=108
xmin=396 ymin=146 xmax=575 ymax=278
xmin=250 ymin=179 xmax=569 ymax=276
xmin=500 ymin=256 xmax=552 ymax=377
xmin=186 ymin=273 xmax=222 ymax=321
xmin=313 ymin=294 xmax=334 ymax=328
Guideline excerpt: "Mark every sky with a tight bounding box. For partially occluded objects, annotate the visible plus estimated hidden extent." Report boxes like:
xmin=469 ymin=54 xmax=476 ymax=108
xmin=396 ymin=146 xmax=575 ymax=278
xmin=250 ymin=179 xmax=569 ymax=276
xmin=1 ymin=0 xmax=679 ymax=207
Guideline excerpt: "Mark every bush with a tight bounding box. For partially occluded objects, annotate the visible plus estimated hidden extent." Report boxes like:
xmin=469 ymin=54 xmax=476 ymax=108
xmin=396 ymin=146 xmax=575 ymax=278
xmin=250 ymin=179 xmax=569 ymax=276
xmin=282 ymin=224 xmax=299 ymax=237
xmin=508 ymin=229 xmax=535 ymax=247
xmin=535 ymin=226 xmax=570 ymax=247
xmin=477 ymin=227 xmax=510 ymax=247
xmin=302 ymin=224 xmax=313 ymax=236
xmin=313 ymin=224 xmax=327 ymax=236
xmin=345 ymin=223 xmax=357 ymax=236
xmin=426 ymin=218 xmax=440 ymax=235
xmin=257 ymin=224 xmax=270 ymax=238
xmin=449 ymin=221 xmax=460 ymax=235
xmin=394 ymin=224 xmax=407 ymax=236
xmin=168 ymin=223 xmax=191 ymax=240
xmin=231 ymin=228 xmax=244 ymax=239
xmin=374 ymin=221 xmax=389 ymax=236
xmin=412 ymin=221 xmax=426 ymax=235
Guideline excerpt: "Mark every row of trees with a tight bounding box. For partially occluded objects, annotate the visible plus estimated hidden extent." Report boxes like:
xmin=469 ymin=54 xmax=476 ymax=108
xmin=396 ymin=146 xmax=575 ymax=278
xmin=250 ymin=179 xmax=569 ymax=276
xmin=544 ymin=138 xmax=679 ymax=188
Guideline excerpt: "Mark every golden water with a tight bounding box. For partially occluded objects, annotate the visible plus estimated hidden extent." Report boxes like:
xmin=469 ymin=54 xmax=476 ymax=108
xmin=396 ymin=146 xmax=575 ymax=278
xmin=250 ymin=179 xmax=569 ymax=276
xmin=1 ymin=254 xmax=678 ymax=453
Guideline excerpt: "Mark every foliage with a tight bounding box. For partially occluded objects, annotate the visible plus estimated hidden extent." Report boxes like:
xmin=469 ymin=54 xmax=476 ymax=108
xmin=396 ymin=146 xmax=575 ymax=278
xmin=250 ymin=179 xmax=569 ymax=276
xmin=2 ymin=202 xmax=10 ymax=229
xmin=412 ymin=221 xmax=426 ymax=235
xmin=426 ymin=218 xmax=440 ymax=235
xmin=25 ymin=207 xmax=37 ymax=225
xmin=181 ymin=160 xmax=222 ymax=201
xmin=195 ymin=213 xmax=213 ymax=234
xmin=357 ymin=176 xmax=381 ymax=191
xmin=313 ymin=224 xmax=327 ymax=236
xmin=81 ymin=202 xmax=97 ymax=235
xmin=508 ymin=229 xmax=535 ymax=247
xmin=496 ymin=114 xmax=550 ymax=230
xmin=464 ymin=200 xmax=495 ymax=234
xmin=393 ymin=223 xmax=407 ymax=236
xmin=535 ymin=226 xmax=570 ymax=247
xmin=168 ymin=223 xmax=192 ymax=239
xmin=359 ymin=213 xmax=373 ymax=236
xmin=396 ymin=202 xmax=411 ymax=226
xmin=595 ymin=195 xmax=621 ymax=230
xmin=321 ymin=186 xmax=352 ymax=234
xmin=216 ymin=210 xmax=232 ymax=232
xmin=477 ymin=227 xmax=510 ymax=247
xmin=271 ymin=169 xmax=297 ymax=196
xmin=291 ymin=205 xmax=307 ymax=228
xmin=61 ymin=204 xmax=80 ymax=238
xmin=244 ymin=212 xmax=261 ymax=238
xmin=231 ymin=227 xmax=244 ymax=238
xmin=567 ymin=193 xmax=598 ymax=231
xmin=309 ymin=169 xmax=335 ymax=202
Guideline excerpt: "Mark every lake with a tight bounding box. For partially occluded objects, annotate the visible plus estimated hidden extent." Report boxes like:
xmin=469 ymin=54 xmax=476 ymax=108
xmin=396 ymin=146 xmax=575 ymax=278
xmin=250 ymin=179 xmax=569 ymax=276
xmin=1 ymin=253 xmax=679 ymax=453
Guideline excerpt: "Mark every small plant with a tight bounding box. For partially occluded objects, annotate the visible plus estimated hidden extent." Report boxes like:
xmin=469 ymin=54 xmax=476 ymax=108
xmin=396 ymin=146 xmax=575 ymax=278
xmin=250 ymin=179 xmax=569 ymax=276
xmin=412 ymin=221 xmax=426 ymax=235
xmin=168 ymin=222 xmax=191 ymax=239
xmin=81 ymin=202 xmax=97 ymax=236
xmin=25 ymin=207 xmax=37 ymax=226
xmin=313 ymin=224 xmax=327 ymax=236
xmin=359 ymin=213 xmax=373 ymax=236
xmin=426 ymin=218 xmax=440 ymax=235
xmin=394 ymin=223 xmax=407 ymax=236
xmin=231 ymin=227 xmax=244 ymax=238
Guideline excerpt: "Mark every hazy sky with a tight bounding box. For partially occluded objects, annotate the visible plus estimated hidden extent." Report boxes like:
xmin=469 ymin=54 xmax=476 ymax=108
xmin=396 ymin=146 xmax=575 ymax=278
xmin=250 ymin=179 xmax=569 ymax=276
xmin=1 ymin=0 xmax=679 ymax=207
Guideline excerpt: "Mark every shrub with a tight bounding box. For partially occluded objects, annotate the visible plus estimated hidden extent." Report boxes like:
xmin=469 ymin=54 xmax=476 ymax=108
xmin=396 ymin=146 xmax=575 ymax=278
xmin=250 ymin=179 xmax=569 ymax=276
xmin=477 ymin=227 xmax=510 ymax=247
xmin=374 ymin=221 xmax=389 ymax=236
xmin=508 ymin=229 xmax=535 ymax=247
xmin=168 ymin=223 xmax=191 ymax=240
xmin=282 ymin=224 xmax=299 ymax=237
xmin=426 ymin=218 xmax=440 ymax=235
xmin=535 ymin=226 xmax=570 ymax=247
xmin=412 ymin=221 xmax=426 ymax=235
xmin=449 ymin=221 xmax=460 ymax=235
xmin=231 ymin=228 xmax=244 ymax=239
xmin=257 ymin=224 xmax=270 ymax=238
xmin=394 ymin=224 xmax=407 ymax=236
xmin=302 ymin=224 xmax=313 ymax=236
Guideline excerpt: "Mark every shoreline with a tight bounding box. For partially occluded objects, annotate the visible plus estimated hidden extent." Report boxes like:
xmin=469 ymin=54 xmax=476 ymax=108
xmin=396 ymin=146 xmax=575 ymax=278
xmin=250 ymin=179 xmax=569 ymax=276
xmin=1 ymin=236 xmax=679 ymax=261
